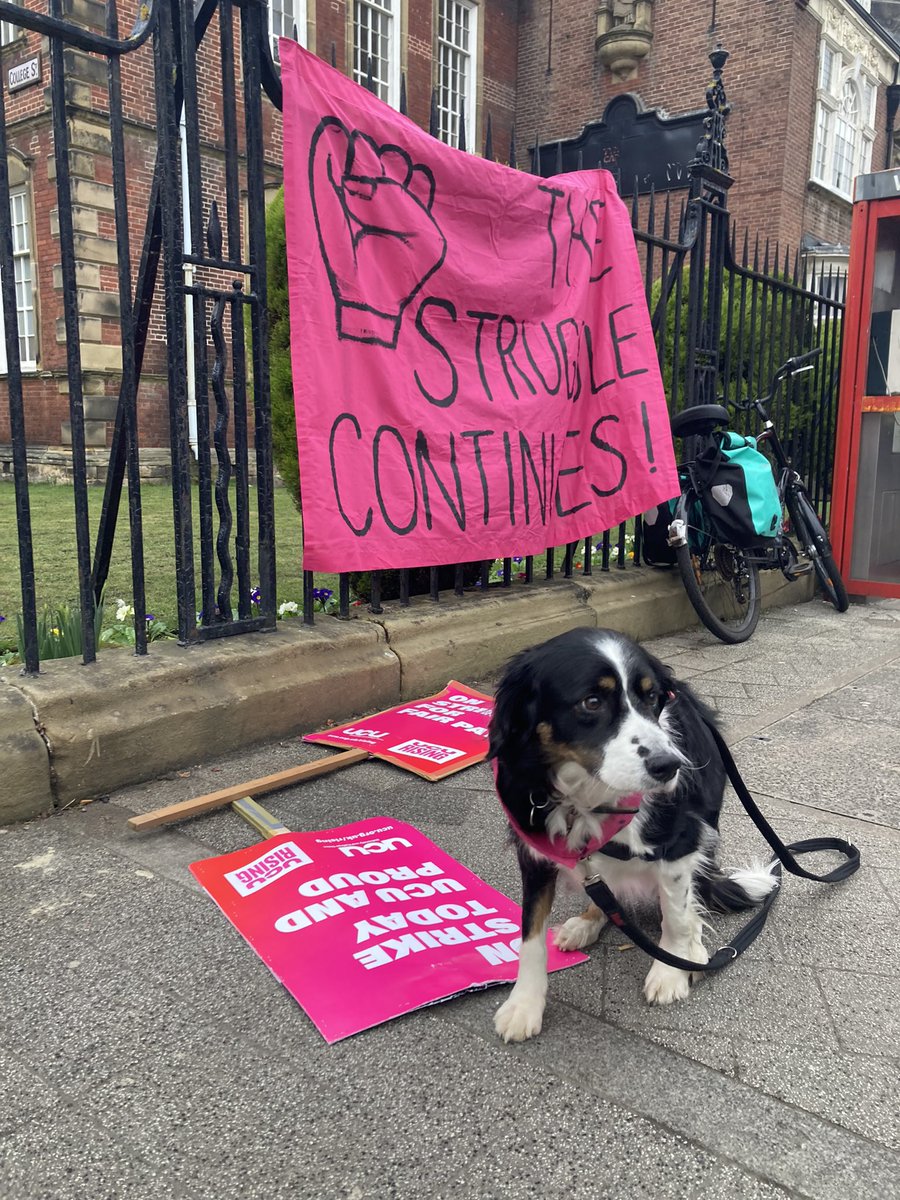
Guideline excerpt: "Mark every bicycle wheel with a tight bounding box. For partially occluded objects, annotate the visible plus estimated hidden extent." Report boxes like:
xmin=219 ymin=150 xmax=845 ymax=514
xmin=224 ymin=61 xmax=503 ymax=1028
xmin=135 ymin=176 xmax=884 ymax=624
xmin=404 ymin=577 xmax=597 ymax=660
xmin=786 ymin=489 xmax=850 ymax=613
xmin=675 ymin=522 xmax=761 ymax=644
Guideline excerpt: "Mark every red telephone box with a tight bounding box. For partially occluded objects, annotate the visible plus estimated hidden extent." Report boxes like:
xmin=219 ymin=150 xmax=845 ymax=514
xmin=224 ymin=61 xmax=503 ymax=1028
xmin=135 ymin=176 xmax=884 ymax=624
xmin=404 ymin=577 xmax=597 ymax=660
xmin=831 ymin=170 xmax=900 ymax=598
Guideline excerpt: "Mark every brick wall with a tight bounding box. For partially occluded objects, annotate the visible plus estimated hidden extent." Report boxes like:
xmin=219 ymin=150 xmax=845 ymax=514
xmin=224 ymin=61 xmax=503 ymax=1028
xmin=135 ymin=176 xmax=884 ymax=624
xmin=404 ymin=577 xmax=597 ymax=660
xmin=515 ymin=0 xmax=900 ymax=258
xmin=10 ymin=0 xmax=890 ymax=458
xmin=482 ymin=1 xmax=517 ymax=161
xmin=2 ymin=0 xmax=519 ymax=457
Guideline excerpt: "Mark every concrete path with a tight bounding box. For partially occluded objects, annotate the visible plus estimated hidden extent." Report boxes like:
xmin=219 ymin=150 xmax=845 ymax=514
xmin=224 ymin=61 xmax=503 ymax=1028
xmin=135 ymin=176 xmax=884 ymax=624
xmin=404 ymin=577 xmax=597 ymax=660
xmin=2 ymin=596 xmax=899 ymax=1200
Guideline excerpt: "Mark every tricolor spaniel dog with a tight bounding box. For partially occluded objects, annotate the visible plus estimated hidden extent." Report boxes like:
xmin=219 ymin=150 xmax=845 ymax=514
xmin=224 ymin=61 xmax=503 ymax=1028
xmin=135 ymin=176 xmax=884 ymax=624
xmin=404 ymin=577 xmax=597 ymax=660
xmin=489 ymin=626 xmax=776 ymax=1043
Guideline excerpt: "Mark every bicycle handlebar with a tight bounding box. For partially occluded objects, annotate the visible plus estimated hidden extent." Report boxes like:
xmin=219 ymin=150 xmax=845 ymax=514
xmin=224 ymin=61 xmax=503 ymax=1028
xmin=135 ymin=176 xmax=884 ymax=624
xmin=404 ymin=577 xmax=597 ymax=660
xmin=726 ymin=347 xmax=824 ymax=413
xmin=775 ymin=347 xmax=823 ymax=378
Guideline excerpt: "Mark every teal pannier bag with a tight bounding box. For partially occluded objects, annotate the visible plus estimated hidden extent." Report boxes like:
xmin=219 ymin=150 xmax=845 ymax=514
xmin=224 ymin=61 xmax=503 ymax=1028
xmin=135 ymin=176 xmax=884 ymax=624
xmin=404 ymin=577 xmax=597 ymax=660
xmin=696 ymin=431 xmax=782 ymax=546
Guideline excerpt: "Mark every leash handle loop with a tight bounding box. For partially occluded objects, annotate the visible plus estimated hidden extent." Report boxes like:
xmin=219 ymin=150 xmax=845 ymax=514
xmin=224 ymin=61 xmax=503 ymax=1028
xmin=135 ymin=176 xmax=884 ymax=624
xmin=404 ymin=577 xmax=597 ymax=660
xmin=706 ymin=721 xmax=861 ymax=883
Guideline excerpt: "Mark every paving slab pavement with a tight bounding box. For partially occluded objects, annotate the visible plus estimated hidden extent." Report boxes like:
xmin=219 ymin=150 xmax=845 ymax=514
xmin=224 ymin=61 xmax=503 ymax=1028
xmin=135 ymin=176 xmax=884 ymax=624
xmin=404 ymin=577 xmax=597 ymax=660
xmin=2 ymin=595 xmax=899 ymax=1200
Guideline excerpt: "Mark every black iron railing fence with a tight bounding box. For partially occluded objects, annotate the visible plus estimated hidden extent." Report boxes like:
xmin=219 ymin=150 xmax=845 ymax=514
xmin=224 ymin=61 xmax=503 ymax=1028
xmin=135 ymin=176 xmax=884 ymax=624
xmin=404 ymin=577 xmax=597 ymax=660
xmin=290 ymin=42 xmax=845 ymax=624
xmin=0 ymin=14 xmax=844 ymax=670
xmin=720 ymin=235 xmax=845 ymax=516
xmin=0 ymin=0 xmax=278 ymax=673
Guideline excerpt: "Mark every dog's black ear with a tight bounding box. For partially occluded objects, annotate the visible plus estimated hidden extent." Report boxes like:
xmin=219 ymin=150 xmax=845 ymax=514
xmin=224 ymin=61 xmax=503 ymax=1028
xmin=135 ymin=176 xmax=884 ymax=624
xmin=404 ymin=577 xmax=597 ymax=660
xmin=643 ymin=649 xmax=677 ymax=694
xmin=641 ymin=648 xmax=678 ymax=714
xmin=488 ymin=650 xmax=541 ymax=763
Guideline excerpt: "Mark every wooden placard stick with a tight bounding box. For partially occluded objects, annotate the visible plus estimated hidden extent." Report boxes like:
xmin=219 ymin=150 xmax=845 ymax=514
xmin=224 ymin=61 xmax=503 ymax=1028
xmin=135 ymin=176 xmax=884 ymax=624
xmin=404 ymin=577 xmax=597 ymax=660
xmin=231 ymin=796 xmax=291 ymax=839
xmin=127 ymin=747 xmax=369 ymax=831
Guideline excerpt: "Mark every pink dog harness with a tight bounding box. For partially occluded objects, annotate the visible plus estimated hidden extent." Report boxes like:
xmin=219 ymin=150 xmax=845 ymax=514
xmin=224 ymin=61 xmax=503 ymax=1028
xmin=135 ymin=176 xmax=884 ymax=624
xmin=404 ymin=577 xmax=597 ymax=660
xmin=493 ymin=761 xmax=640 ymax=868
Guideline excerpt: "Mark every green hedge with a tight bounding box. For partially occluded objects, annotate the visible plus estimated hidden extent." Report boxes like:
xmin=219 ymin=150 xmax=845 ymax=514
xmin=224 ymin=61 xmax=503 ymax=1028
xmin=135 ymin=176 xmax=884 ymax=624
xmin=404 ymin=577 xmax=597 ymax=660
xmin=651 ymin=265 xmax=839 ymax=432
xmin=266 ymin=187 xmax=301 ymax=511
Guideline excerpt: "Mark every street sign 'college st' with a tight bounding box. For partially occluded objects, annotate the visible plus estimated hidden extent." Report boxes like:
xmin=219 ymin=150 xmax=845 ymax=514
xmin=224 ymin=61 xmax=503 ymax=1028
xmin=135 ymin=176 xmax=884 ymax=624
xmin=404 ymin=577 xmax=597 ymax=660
xmin=8 ymin=55 xmax=41 ymax=94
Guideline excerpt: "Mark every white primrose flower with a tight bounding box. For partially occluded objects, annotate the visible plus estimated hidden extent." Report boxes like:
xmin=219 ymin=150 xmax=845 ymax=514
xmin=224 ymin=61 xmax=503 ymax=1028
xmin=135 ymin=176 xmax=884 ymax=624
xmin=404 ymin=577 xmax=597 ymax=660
xmin=278 ymin=601 xmax=299 ymax=617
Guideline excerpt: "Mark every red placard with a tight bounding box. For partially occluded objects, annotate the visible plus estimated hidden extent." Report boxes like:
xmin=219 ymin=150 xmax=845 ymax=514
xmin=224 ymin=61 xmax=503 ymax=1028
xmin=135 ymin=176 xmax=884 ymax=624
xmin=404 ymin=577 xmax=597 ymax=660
xmin=304 ymin=681 xmax=493 ymax=779
xmin=190 ymin=817 xmax=587 ymax=1043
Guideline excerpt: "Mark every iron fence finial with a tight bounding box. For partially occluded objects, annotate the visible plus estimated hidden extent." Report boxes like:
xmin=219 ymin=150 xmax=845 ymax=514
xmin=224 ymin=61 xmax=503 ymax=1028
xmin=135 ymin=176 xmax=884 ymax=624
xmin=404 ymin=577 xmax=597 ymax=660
xmin=690 ymin=42 xmax=731 ymax=176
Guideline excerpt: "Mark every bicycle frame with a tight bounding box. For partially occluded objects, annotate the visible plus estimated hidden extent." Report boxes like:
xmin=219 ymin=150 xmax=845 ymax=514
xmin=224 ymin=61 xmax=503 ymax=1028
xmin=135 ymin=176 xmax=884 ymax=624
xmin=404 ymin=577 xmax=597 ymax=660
xmin=663 ymin=348 xmax=848 ymax=637
xmin=667 ymin=352 xmax=823 ymax=562
xmin=748 ymin=399 xmax=816 ymax=564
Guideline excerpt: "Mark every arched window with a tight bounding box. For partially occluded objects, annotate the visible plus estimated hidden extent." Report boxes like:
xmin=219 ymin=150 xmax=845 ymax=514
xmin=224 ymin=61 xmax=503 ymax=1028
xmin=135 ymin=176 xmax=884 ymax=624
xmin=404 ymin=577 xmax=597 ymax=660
xmin=0 ymin=154 xmax=38 ymax=374
xmin=812 ymin=40 xmax=876 ymax=200
xmin=833 ymin=79 xmax=860 ymax=194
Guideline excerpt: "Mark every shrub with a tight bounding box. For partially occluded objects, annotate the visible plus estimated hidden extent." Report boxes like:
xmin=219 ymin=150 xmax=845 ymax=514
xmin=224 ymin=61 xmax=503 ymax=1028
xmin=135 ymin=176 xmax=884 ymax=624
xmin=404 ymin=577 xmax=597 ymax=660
xmin=2 ymin=598 xmax=174 ymax=665
xmin=650 ymin=264 xmax=839 ymax=435
xmin=349 ymin=564 xmax=484 ymax=603
xmin=267 ymin=187 xmax=301 ymax=511
xmin=16 ymin=600 xmax=105 ymax=661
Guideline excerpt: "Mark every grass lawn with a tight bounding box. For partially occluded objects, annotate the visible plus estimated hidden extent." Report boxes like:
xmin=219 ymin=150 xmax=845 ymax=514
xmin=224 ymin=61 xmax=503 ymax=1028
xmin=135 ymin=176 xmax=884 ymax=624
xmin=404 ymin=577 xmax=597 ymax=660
xmin=0 ymin=480 xmax=638 ymax=654
xmin=0 ymin=481 xmax=309 ymax=633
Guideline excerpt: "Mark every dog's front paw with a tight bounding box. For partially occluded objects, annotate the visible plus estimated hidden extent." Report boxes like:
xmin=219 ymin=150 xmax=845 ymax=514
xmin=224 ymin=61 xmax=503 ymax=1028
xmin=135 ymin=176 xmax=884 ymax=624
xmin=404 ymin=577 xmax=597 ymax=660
xmin=686 ymin=939 xmax=709 ymax=982
xmin=554 ymin=914 xmax=605 ymax=952
xmin=643 ymin=962 xmax=692 ymax=1006
xmin=494 ymin=990 xmax=546 ymax=1042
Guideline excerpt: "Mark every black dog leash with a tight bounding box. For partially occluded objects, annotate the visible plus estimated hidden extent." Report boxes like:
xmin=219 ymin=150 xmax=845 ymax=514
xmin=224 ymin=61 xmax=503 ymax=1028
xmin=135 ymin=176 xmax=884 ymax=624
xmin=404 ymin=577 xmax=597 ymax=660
xmin=582 ymin=717 xmax=860 ymax=974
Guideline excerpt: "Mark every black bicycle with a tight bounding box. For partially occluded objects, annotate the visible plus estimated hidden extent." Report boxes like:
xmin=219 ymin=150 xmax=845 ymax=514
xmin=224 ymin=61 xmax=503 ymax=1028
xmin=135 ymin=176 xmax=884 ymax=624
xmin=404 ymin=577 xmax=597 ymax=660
xmin=667 ymin=349 xmax=850 ymax=644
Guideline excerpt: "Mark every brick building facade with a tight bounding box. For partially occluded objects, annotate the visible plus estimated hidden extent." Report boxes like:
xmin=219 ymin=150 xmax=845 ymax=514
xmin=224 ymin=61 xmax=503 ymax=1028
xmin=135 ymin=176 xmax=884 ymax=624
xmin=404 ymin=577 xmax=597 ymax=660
xmin=517 ymin=0 xmax=900 ymax=271
xmin=0 ymin=0 xmax=518 ymax=471
xmin=1 ymin=0 xmax=897 ymax=469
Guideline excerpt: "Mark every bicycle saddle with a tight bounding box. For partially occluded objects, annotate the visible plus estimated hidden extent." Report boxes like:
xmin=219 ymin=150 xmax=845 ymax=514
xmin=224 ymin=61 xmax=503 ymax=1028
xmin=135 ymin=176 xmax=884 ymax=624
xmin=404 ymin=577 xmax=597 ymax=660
xmin=669 ymin=404 xmax=730 ymax=439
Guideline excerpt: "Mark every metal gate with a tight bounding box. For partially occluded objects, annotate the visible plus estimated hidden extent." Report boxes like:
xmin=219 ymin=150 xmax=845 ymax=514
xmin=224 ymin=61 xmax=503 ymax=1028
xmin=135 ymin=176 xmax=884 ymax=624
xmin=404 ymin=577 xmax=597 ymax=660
xmin=0 ymin=0 xmax=279 ymax=673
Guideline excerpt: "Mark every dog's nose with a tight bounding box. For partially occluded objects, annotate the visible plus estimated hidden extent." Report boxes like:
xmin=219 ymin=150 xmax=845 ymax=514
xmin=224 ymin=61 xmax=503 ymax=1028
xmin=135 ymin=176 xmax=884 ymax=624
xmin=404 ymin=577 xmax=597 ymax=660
xmin=645 ymin=752 xmax=680 ymax=783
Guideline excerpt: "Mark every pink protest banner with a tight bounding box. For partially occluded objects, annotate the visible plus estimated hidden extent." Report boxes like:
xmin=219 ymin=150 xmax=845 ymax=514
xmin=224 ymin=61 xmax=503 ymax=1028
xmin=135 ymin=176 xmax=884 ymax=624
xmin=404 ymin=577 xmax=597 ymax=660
xmin=304 ymin=680 xmax=492 ymax=780
xmin=281 ymin=42 xmax=678 ymax=572
xmin=190 ymin=817 xmax=586 ymax=1043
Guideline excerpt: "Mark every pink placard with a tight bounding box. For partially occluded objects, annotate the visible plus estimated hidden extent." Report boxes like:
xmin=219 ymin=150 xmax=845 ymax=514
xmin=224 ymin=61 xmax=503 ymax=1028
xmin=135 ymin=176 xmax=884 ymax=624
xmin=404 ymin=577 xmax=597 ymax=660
xmin=190 ymin=817 xmax=586 ymax=1043
xmin=304 ymin=680 xmax=492 ymax=779
xmin=281 ymin=42 xmax=678 ymax=572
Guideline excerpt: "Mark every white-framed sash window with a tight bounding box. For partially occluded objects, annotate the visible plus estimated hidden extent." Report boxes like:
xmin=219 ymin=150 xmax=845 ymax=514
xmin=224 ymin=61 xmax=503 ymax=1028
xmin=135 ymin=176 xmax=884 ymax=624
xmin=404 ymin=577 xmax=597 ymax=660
xmin=353 ymin=0 xmax=401 ymax=108
xmin=1 ymin=1 xmax=20 ymax=47
xmin=268 ymin=0 xmax=307 ymax=64
xmin=0 ymin=186 xmax=38 ymax=374
xmin=811 ymin=38 xmax=876 ymax=200
xmin=437 ymin=0 xmax=478 ymax=151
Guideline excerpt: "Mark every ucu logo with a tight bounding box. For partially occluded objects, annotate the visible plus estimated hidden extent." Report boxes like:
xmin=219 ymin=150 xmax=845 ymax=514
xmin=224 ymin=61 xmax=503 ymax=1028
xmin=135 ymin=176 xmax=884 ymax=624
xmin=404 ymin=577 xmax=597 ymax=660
xmin=337 ymin=837 xmax=413 ymax=858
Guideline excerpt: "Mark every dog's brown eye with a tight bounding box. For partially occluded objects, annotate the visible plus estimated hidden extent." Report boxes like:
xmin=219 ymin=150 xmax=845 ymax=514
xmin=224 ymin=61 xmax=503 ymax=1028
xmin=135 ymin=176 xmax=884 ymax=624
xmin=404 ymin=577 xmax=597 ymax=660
xmin=580 ymin=695 xmax=602 ymax=713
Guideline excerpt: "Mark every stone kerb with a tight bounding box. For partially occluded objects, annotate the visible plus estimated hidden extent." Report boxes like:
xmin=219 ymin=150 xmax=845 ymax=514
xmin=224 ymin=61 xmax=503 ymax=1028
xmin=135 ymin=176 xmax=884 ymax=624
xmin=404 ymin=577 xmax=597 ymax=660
xmin=0 ymin=686 xmax=54 ymax=824
xmin=369 ymin=568 xmax=812 ymax=698
xmin=0 ymin=569 xmax=814 ymax=821
xmin=4 ymin=617 xmax=397 ymax=813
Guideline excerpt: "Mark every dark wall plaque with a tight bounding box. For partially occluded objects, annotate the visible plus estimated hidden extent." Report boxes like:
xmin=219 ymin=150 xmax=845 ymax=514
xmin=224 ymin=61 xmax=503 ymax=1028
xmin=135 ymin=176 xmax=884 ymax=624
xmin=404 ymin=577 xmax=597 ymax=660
xmin=533 ymin=93 xmax=707 ymax=195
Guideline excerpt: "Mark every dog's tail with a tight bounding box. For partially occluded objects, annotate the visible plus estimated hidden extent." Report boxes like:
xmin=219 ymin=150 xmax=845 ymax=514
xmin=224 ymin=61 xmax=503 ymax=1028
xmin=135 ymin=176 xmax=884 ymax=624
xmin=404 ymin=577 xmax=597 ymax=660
xmin=698 ymin=859 xmax=779 ymax=913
